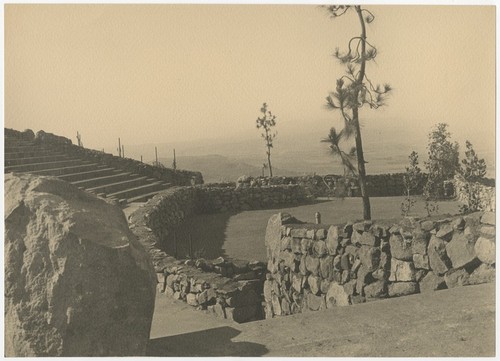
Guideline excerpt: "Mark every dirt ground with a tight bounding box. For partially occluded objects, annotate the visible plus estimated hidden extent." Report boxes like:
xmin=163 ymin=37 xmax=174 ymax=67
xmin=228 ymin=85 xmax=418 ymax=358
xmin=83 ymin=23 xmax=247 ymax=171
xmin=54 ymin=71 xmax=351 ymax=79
xmin=148 ymin=283 xmax=495 ymax=357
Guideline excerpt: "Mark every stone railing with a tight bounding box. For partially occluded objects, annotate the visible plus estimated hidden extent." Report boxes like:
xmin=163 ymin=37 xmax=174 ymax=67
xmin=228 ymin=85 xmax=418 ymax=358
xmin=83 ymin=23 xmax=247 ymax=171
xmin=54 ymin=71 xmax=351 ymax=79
xmin=264 ymin=211 xmax=495 ymax=317
xmin=128 ymin=184 xmax=310 ymax=322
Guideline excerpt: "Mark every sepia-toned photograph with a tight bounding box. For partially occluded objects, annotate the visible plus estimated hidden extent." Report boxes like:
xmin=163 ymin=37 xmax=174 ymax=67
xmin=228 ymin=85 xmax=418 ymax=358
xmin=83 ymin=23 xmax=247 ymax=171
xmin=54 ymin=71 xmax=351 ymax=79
xmin=4 ymin=2 xmax=496 ymax=357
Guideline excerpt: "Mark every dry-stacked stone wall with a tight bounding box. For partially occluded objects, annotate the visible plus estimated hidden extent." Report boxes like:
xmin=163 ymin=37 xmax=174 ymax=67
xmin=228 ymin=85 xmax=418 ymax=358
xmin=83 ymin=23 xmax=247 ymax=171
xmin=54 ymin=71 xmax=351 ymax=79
xmin=264 ymin=211 xmax=495 ymax=318
xmin=233 ymin=174 xmax=427 ymax=198
xmin=128 ymin=184 xmax=309 ymax=323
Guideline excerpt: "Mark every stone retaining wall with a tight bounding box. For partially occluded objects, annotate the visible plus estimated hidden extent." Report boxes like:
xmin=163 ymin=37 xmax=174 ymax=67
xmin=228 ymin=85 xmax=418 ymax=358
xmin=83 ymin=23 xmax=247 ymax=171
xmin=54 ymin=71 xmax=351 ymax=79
xmin=264 ymin=211 xmax=495 ymax=317
xmin=232 ymin=174 xmax=427 ymax=198
xmin=128 ymin=184 xmax=309 ymax=322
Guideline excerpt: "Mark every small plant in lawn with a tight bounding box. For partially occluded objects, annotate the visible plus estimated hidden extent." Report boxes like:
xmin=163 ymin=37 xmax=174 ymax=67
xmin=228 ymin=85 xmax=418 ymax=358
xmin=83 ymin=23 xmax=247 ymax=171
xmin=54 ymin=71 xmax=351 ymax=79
xmin=401 ymin=151 xmax=421 ymax=216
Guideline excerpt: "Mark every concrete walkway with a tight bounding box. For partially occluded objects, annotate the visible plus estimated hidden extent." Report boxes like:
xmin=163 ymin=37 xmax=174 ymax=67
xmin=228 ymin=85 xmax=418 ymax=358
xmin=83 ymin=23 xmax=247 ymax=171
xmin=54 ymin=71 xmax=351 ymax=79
xmin=148 ymin=283 xmax=495 ymax=357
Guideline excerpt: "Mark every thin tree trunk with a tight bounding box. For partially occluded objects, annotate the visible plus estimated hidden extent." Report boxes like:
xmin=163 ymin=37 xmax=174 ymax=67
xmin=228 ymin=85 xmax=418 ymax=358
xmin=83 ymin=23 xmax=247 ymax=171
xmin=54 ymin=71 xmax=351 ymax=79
xmin=267 ymin=149 xmax=273 ymax=177
xmin=353 ymin=6 xmax=371 ymax=220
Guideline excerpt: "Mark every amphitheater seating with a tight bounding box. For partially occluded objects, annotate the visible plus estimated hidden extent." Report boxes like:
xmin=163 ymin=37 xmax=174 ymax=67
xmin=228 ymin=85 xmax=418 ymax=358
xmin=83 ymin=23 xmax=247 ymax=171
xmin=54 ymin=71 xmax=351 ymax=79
xmin=4 ymin=134 xmax=171 ymax=206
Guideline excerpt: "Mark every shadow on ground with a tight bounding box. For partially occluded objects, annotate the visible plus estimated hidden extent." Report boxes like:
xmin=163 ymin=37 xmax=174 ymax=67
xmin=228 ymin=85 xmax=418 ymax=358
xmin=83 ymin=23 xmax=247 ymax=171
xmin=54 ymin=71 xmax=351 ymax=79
xmin=147 ymin=326 xmax=268 ymax=356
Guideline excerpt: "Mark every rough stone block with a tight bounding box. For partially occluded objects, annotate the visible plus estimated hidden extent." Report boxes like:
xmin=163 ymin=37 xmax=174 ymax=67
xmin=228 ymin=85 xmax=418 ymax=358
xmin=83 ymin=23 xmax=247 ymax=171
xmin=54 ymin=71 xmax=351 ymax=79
xmin=307 ymin=293 xmax=325 ymax=311
xmin=271 ymin=295 xmax=282 ymax=316
xmin=481 ymin=212 xmax=496 ymax=226
xmin=480 ymin=225 xmax=496 ymax=239
xmin=351 ymin=230 xmax=363 ymax=246
xmin=468 ymin=263 xmax=495 ymax=285
xmin=305 ymin=255 xmax=320 ymax=275
xmin=281 ymin=298 xmax=291 ymax=315
xmin=198 ymin=288 xmax=216 ymax=305
xmin=411 ymin=231 xmax=429 ymax=255
xmin=388 ymin=282 xmax=418 ymax=297
xmin=345 ymin=244 xmax=359 ymax=257
xmin=320 ymin=279 xmax=331 ymax=294
xmin=186 ymin=293 xmax=199 ymax=306
xmin=413 ymin=254 xmax=430 ymax=270
xmin=389 ymin=259 xmax=416 ymax=282
xmin=444 ymin=268 xmax=470 ymax=288
xmin=452 ymin=217 xmax=466 ymax=231
xmin=420 ymin=220 xmax=435 ymax=232
xmin=343 ymin=279 xmax=357 ymax=296
xmin=389 ymin=234 xmax=413 ymax=261
xmin=446 ymin=232 xmax=477 ymax=268
xmin=319 ymin=255 xmax=334 ymax=280
xmin=340 ymin=254 xmax=351 ymax=270
xmin=290 ymin=228 xmax=308 ymax=238
xmin=419 ymin=271 xmax=447 ymax=293
xmin=326 ymin=283 xmax=350 ymax=308
xmin=4 ymin=174 xmax=156 ymax=357
xmin=364 ymin=280 xmax=387 ymax=299
xmin=301 ymin=238 xmax=312 ymax=254
xmin=263 ymin=280 xmax=273 ymax=303
xmin=306 ymin=229 xmax=316 ymax=239
xmin=358 ymin=246 xmax=381 ymax=271
xmin=360 ymin=231 xmax=380 ymax=247
xmin=291 ymin=238 xmax=302 ymax=254
xmin=280 ymin=236 xmax=292 ymax=251
xmin=474 ymin=237 xmax=496 ymax=265
xmin=316 ymin=228 xmax=327 ymax=240
xmin=308 ymin=274 xmax=321 ymax=295
xmin=333 ymin=255 xmax=342 ymax=270
xmin=428 ymin=236 xmax=452 ymax=275
xmin=313 ymin=240 xmax=327 ymax=257
xmin=326 ymin=226 xmax=340 ymax=255
xmin=436 ymin=224 xmax=453 ymax=240
xmin=292 ymin=273 xmax=303 ymax=293
xmin=299 ymin=255 xmax=308 ymax=275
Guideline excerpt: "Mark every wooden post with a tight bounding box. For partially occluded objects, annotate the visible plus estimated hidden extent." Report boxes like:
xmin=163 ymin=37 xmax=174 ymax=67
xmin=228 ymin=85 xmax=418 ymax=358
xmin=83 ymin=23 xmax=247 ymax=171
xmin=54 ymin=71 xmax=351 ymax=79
xmin=118 ymin=138 xmax=122 ymax=157
xmin=173 ymin=149 xmax=177 ymax=170
xmin=122 ymin=144 xmax=124 ymax=158
xmin=155 ymin=147 xmax=158 ymax=166
xmin=140 ymin=155 xmax=143 ymax=163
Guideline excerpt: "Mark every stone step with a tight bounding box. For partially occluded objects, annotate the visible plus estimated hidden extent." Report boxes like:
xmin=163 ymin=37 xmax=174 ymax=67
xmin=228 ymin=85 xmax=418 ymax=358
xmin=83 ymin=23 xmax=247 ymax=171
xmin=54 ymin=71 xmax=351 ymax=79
xmin=4 ymin=144 xmax=48 ymax=154
xmin=108 ymin=181 xmax=171 ymax=200
xmin=25 ymin=163 xmax=107 ymax=177
xmin=58 ymin=167 xmax=120 ymax=182
xmin=86 ymin=176 xmax=152 ymax=195
xmin=5 ymin=149 xmax=64 ymax=160
xmin=5 ymin=158 xmax=88 ymax=173
xmin=4 ymin=139 xmax=35 ymax=147
xmin=71 ymin=172 xmax=134 ymax=188
xmin=5 ymin=153 xmax=71 ymax=167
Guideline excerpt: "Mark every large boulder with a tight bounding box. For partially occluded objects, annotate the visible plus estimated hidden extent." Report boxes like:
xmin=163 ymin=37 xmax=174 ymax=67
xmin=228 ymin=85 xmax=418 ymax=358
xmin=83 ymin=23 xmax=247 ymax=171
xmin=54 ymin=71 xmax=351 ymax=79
xmin=4 ymin=174 xmax=156 ymax=356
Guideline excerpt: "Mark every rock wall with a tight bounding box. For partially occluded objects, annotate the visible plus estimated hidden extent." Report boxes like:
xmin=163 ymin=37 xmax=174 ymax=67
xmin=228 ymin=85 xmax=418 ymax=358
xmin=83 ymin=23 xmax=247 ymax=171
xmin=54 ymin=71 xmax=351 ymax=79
xmin=5 ymin=128 xmax=204 ymax=186
xmin=128 ymin=184 xmax=308 ymax=322
xmin=233 ymin=174 xmax=427 ymax=198
xmin=264 ymin=212 xmax=495 ymax=318
xmin=4 ymin=173 xmax=157 ymax=356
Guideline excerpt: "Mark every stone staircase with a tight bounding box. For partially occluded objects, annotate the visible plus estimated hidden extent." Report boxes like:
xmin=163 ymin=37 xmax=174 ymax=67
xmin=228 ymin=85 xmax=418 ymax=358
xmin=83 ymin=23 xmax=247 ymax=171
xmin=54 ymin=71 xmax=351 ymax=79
xmin=5 ymin=134 xmax=172 ymax=206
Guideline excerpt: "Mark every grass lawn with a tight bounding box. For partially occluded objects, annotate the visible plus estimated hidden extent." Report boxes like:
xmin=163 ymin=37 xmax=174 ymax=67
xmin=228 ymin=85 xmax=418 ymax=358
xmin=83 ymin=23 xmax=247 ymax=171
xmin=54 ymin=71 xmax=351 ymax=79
xmin=176 ymin=196 xmax=461 ymax=262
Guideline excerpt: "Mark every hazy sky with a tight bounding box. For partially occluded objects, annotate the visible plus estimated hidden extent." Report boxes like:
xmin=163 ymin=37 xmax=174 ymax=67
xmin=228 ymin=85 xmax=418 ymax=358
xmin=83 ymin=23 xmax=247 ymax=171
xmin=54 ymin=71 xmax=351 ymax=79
xmin=5 ymin=5 xmax=496 ymax=157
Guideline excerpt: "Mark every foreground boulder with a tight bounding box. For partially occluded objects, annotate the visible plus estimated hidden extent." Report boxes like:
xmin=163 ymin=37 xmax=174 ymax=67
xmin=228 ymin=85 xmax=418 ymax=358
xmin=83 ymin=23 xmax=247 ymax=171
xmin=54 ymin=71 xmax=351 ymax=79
xmin=5 ymin=174 xmax=156 ymax=356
